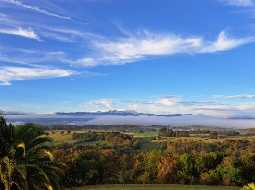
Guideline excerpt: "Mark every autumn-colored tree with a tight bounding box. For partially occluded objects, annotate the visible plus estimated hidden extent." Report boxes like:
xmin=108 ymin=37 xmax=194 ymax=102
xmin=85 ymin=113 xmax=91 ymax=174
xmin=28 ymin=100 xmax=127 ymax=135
xmin=157 ymin=153 xmax=177 ymax=183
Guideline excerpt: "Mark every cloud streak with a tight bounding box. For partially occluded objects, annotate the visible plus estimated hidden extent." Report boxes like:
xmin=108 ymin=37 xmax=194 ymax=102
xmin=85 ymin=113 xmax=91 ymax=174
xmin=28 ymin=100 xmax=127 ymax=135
xmin=0 ymin=66 xmax=74 ymax=85
xmin=0 ymin=27 xmax=39 ymax=40
xmin=75 ymin=30 xmax=255 ymax=67
xmin=200 ymin=31 xmax=254 ymax=52
xmin=222 ymin=94 xmax=255 ymax=99
xmin=0 ymin=47 xmax=70 ymax=67
xmin=220 ymin=0 xmax=254 ymax=7
xmin=0 ymin=0 xmax=71 ymax=20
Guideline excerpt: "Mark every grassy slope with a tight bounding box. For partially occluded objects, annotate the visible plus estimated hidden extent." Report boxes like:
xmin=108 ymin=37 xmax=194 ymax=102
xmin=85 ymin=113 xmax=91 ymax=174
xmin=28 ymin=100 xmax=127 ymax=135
xmin=68 ymin=184 xmax=240 ymax=190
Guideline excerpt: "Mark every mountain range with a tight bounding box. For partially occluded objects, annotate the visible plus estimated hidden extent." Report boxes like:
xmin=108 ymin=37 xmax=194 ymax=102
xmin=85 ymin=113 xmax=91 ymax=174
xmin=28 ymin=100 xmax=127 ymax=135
xmin=1 ymin=110 xmax=255 ymax=129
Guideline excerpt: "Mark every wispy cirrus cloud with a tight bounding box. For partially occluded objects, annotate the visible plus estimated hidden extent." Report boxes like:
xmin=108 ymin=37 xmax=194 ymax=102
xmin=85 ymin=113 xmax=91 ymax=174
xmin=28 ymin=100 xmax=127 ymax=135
xmin=220 ymin=0 xmax=254 ymax=7
xmin=1 ymin=28 xmax=253 ymax=68
xmin=199 ymin=31 xmax=254 ymax=52
xmin=0 ymin=8 xmax=88 ymax=43
xmin=36 ymin=27 xmax=95 ymax=43
xmin=222 ymin=94 xmax=255 ymax=99
xmin=0 ymin=0 xmax=71 ymax=20
xmin=0 ymin=27 xmax=39 ymax=40
xmin=0 ymin=12 xmax=90 ymax=43
xmin=74 ymin=30 xmax=255 ymax=67
xmin=0 ymin=47 xmax=68 ymax=66
xmin=0 ymin=66 xmax=75 ymax=85
xmin=0 ymin=13 xmax=78 ymax=42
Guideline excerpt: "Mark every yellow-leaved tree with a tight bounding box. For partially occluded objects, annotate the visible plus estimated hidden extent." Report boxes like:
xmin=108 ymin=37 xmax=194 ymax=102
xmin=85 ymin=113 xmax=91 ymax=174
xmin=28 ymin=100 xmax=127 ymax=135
xmin=242 ymin=183 xmax=255 ymax=190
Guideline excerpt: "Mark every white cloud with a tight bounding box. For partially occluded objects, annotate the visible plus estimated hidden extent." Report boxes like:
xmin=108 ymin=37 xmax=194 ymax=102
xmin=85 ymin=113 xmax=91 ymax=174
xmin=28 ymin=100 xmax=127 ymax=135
xmin=0 ymin=0 xmax=71 ymax=20
xmin=84 ymin=99 xmax=113 ymax=111
xmin=221 ymin=0 xmax=254 ymax=7
xmin=0 ymin=27 xmax=39 ymax=40
xmin=0 ymin=46 xmax=76 ymax=67
xmin=81 ymin=96 xmax=255 ymax=118
xmin=76 ymin=30 xmax=255 ymax=66
xmin=94 ymin=99 xmax=113 ymax=109
xmin=200 ymin=31 xmax=254 ymax=52
xmin=157 ymin=97 xmax=178 ymax=106
xmin=222 ymin=94 xmax=255 ymax=99
xmin=0 ymin=66 xmax=74 ymax=85
xmin=73 ymin=57 xmax=98 ymax=66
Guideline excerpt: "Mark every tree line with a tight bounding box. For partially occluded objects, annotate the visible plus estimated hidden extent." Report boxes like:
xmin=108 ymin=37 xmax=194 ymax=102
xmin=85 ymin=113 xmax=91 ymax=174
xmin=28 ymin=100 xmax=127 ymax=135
xmin=1 ymin=116 xmax=255 ymax=189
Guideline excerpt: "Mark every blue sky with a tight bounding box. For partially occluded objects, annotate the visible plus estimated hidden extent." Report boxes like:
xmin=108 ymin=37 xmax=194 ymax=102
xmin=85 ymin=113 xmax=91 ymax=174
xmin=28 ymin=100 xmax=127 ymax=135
xmin=1 ymin=0 xmax=255 ymax=117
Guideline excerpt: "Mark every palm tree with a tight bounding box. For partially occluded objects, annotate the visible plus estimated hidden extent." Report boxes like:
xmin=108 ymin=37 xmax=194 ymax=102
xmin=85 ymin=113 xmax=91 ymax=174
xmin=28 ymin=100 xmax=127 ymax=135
xmin=0 ymin=117 xmax=16 ymax=190
xmin=0 ymin=117 xmax=63 ymax=190
xmin=242 ymin=183 xmax=255 ymax=190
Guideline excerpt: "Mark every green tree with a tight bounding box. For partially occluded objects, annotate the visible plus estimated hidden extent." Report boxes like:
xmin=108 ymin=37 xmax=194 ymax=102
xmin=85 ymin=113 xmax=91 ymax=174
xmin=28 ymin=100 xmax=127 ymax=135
xmin=0 ymin=117 xmax=62 ymax=190
xmin=235 ymin=154 xmax=255 ymax=185
xmin=64 ymin=150 xmax=107 ymax=186
xmin=158 ymin=128 xmax=175 ymax=137
xmin=177 ymin=154 xmax=199 ymax=184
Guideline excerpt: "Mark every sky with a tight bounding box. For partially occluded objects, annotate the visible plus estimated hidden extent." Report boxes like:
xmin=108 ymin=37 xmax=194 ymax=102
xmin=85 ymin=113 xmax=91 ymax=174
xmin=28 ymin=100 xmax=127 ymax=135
xmin=1 ymin=0 xmax=255 ymax=117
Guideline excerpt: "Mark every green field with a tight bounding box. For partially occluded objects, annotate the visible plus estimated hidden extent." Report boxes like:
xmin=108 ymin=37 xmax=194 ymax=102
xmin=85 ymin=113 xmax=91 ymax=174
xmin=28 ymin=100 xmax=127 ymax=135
xmin=68 ymin=184 xmax=240 ymax=190
xmin=126 ymin=131 xmax=158 ymax=138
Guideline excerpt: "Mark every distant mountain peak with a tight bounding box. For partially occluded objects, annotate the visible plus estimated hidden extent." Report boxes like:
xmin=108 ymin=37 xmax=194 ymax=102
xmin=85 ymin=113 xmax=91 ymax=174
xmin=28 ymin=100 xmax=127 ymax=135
xmin=55 ymin=110 xmax=191 ymax=117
